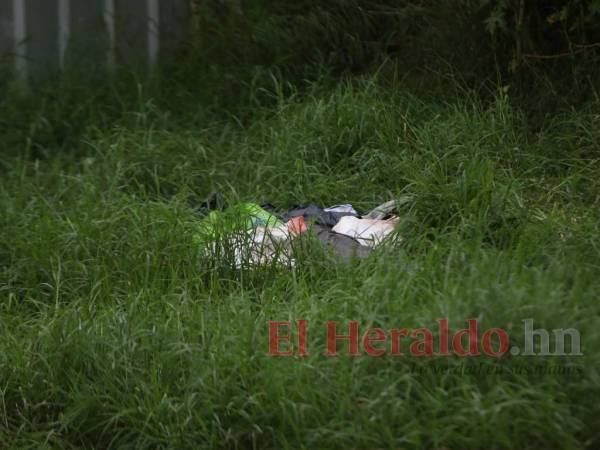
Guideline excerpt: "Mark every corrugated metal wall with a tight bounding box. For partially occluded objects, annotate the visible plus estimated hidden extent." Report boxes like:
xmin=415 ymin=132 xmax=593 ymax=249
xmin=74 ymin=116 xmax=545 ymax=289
xmin=0 ymin=0 xmax=189 ymax=78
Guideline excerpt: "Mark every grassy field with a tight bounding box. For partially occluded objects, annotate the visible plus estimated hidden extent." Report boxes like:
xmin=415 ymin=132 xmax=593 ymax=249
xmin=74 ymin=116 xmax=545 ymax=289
xmin=1 ymin=7 xmax=600 ymax=448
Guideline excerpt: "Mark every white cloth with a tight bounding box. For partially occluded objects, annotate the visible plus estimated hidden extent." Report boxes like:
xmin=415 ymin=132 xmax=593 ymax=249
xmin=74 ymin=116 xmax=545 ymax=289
xmin=323 ymin=204 xmax=358 ymax=215
xmin=331 ymin=216 xmax=398 ymax=247
xmin=205 ymin=225 xmax=294 ymax=268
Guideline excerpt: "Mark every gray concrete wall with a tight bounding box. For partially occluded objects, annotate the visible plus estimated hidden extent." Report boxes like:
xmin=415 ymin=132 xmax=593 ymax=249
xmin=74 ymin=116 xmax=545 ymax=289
xmin=0 ymin=1 xmax=12 ymax=61
xmin=160 ymin=0 xmax=190 ymax=51
xmin=69 ymin=0 xmax=109 ymax=66
xmin=26 ymin=0 xmax=60 ymax=73
xmin=0 ymin=0 xmax=190 ymax=77
xmin=115 ymin=0 xmax=147 ymax=64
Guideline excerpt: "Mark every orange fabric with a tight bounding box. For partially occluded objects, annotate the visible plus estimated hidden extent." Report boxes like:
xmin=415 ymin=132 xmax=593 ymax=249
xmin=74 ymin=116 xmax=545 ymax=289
xmin=287 ymin=216 xmax=308 ymax=234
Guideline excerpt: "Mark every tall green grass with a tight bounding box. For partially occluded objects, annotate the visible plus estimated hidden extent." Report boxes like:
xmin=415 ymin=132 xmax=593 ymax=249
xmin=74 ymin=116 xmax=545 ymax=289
xmin=1 ymin=74 xmax=599 ymax=448
xmin=1 ymin=2 xmax=600 ymax=448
